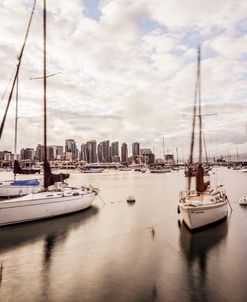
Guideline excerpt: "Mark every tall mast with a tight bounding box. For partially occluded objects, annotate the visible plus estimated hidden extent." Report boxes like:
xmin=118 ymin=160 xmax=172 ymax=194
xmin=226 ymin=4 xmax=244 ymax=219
xmin=188 ymin=46 xmax=201 ymax=191
xmin=198 ymin=46 xmax=202 ymax=163
xmin=14 ymin=75 xmax=19 ymax=160
xmin=162 ymin=136 xmax=165 ymax=162
xmin=43 ymin=0 xmax=48 ymax=190
xmin=14 ymin=74 xmax=19 ymax=181
xmin=0 ymin=0 xmax=37 ymax=140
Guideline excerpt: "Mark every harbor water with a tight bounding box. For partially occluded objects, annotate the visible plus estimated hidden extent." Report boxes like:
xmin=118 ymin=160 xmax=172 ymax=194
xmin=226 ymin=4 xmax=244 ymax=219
xmin=0 ymin=167 xmax=247 ymax=302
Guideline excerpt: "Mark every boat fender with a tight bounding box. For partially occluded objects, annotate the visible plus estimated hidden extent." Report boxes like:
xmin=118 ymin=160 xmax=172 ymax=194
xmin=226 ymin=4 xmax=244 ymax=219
xmin=177 ymin=205 xmax=180 ymax=214
xmin=19 ymin=189 xmax=23 ymax=196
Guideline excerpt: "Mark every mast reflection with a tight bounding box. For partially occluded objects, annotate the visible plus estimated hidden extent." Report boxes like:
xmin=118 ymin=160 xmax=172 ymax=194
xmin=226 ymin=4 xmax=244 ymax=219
xmin=179 ymin=219 xmax=228 ymax=301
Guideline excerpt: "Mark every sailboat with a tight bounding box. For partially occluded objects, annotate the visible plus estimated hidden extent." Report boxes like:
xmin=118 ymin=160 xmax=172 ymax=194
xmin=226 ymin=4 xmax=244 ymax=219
xmin=0 ymin=3 xmax=41 ymax=198
xmin=0 ymin=0 xmax=97 ymax=226
xmin=0 ymin=89 xmax=42 ymax=198
xmin=178 ymin=46 xmax=228 ymax=230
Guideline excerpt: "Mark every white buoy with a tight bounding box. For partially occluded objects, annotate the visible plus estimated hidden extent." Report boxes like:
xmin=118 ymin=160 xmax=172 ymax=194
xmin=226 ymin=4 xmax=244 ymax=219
xmin=127 ymin=194 xmax=135 ymax=202
xmin=239 ymin=195 xmax=247 ymax=205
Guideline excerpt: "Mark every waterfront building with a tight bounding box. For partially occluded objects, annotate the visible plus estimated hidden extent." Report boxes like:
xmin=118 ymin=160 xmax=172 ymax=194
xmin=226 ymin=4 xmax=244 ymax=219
xmin=165 ymin=154 xmax=174 ymax=165
xmin=65 ymin=139 xmax=77 ymax=160
xmin=21 ymin=148 xmax=35 ymax=160
xmin=80 ymin=143 xmax=87 ymax=161
xmin=4 ymin=152 xmax=14 ymax=161
xmin=101 ymin=140 xmax=110 ymax=163
xmin=140 ymin=148 xmax=155 ymax=164
xmin=65 ymin=152 xmax=73 ymax=161
xmin=56 ymin=146 xmax=64 ymax=160
xmin=47 ymin=146 xmax=54 ymax=161
xmin=35 ymin=144 xmax=45 ymax=161
xmin=86 ymin=140 xmax=97 ymax=163
xmin=121 ymin=143 xmax=128 ymax=163
xmin=111 ymin=141 xmax=119 ymax=162
xmin=0 ymin=151 xmax=13 ymax=160
xmin=97 ymin=142 xmax=103 ymax=162
xmin=132 ymin=142 xmax=140 ymax=163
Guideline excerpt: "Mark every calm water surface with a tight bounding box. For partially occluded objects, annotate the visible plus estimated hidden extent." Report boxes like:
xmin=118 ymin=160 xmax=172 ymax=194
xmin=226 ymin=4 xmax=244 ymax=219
xmin=0 ymin=167 xmax=247 ymax=302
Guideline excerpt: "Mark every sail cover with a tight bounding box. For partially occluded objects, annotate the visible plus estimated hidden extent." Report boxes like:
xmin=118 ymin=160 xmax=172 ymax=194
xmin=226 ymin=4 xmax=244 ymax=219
xmin=12 ymin=179 xmax=40 ymax=186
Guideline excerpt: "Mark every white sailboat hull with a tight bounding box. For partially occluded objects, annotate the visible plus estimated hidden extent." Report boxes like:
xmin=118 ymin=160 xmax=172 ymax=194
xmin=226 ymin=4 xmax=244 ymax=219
xmin=0 ymin=190 xmax=96 ymax=226
xmin=179 ymin=200 xmax=228 ymax=230
xmin=0 ymin=181 xmax=41 ymax=197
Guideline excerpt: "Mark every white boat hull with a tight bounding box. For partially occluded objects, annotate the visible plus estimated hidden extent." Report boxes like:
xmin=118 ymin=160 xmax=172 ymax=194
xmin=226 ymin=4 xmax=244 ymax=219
xmin=0 ymin=181 xmax=41 ymax=197
xmin=179 ymin=200 xmax=228 ymax=230
xmin=0 ymin=189 xmax=96 ymax=226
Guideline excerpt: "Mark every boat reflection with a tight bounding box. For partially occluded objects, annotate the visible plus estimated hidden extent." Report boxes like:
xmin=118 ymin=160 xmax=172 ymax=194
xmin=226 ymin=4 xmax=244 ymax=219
xmin=0 ymin=206 xmax=99 ymax=253
xmin=179 ymin=218 xmax=228 ymax=301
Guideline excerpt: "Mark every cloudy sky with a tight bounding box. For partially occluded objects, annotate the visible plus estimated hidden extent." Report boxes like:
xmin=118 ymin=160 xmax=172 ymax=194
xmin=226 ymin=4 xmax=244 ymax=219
xmin=0 ymin=0 xmax=247 ymax=160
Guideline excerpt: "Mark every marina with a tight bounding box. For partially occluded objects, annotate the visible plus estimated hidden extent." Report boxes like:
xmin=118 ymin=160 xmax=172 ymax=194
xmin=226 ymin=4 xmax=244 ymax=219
xmin=0 ymin=0 xmax=246 ymax=301
xmin=0 ymin=167 xmax=247 ymax=301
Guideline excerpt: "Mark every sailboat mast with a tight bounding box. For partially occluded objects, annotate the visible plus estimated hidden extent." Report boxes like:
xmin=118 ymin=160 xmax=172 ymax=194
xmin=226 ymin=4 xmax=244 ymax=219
xmin=0 ymin=0 xmax=37 ymax=140
xmin=13 ymin=75 xmax=19 ymax=181
xmin=198 ymin=46 xmax=202 ymax=163
xmin=43 ymin=0 xmax=48 ymax=189
xmin=14 ymin=75 xmax=19 ymax=160
xmin=162 ymin=136 xmax=165 ymax=162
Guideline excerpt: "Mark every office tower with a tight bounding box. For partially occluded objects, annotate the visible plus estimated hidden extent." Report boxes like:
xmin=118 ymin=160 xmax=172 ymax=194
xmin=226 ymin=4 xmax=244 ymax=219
xmin=65 ymin=139 xmax=77 ymax=160
xmin=111 ymin=141 xmax=120 ymax=162
xmin=121 ymin=143 xmax=128 ymax=163
xmin=86 ymin=140 xmax=97 ymax=163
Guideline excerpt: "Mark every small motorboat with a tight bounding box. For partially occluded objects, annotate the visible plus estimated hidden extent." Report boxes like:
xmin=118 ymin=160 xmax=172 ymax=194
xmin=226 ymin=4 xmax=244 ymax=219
xmin=127 ymin=194 xmax=135 ymax=203
xmin=239 ymin=195 xmax=247 ymax=205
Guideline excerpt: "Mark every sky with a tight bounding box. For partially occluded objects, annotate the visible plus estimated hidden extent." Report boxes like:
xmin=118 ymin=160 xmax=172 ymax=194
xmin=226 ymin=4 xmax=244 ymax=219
xmin=0 ymin=0 xmax=247 ymax=160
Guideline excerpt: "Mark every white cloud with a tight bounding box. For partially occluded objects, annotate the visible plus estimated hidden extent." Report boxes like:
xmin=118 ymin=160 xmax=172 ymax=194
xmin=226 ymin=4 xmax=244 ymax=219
xmin=0 ymin=0 xmax=246 ymax=159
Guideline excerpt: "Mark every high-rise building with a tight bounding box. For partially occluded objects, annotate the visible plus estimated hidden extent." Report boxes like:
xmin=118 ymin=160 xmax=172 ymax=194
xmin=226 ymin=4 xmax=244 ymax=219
xmin=132 ymin=142 xmax=140 ymax=157
xmin=65 ymin=139 xmax=77 ymax=160
xmin=80 ymin=143 xmax=87 ymax=161
xmin=56 ymin=146 xmax=64 ymax=160
xmin=132 ymin=142 xmax=140 ymax=163
xmin=121 ymin=143 xmax=128 ymax=163
xmin=35 ymin=144 xmax=45 ymax=161
xmin=97 ymin=142 xmax=103 ymax=162
xmin=86 ymin=140 xmax=97 ymax=163
xmin=21 ymin=148 xmax=35 ymax=160
xmin=101 ymin=140 xmax=110 ymax=163
xmin=47 ymin=146 xmax=54 ymax=161
xmin=111 ymin=141 xmax=119 ymax=162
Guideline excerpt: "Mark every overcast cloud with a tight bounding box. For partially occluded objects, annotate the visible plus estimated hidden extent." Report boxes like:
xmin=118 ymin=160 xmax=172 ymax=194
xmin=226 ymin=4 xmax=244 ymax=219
xmin=0 ymin=0 xmax=247 ymax=159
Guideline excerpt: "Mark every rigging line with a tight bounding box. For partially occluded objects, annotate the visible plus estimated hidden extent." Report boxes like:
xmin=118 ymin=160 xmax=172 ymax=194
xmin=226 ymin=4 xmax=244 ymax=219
xmin=30 ymin=72 xmax=61 ymax=80
xmin=0 ymin=0 xmax=37 ymax=140
xmin=0 ymin=67 xmax=16 ymax=105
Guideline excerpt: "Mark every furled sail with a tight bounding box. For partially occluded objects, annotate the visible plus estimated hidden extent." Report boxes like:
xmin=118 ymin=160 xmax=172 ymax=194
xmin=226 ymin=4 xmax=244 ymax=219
xmin=196 ymin=163 xmax=210 ymax=192
xmin=44 ymin=160 xmax=69 ymax=187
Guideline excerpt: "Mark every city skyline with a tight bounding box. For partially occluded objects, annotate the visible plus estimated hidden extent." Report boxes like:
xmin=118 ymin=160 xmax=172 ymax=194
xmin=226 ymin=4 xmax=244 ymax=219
xmin=0 ymin=1 xmax=247 ymax=159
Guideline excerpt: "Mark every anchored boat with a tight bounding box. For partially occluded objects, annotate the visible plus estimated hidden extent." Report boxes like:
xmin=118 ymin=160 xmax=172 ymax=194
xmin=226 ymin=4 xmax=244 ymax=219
xmin=0 ymin=0 xmax=97 ymax=226
xmin=178 ymin=46 xmax=229 ymax=230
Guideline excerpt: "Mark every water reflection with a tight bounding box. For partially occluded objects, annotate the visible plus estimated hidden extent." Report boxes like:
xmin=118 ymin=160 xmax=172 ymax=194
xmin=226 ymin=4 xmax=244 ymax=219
xmin=0 ymin=206 xmax=99 ymax=253
xmin=0 ymin=262 xmax=3 ymax=287
xmin=179 ymin=219 xmax=228 ymax=301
